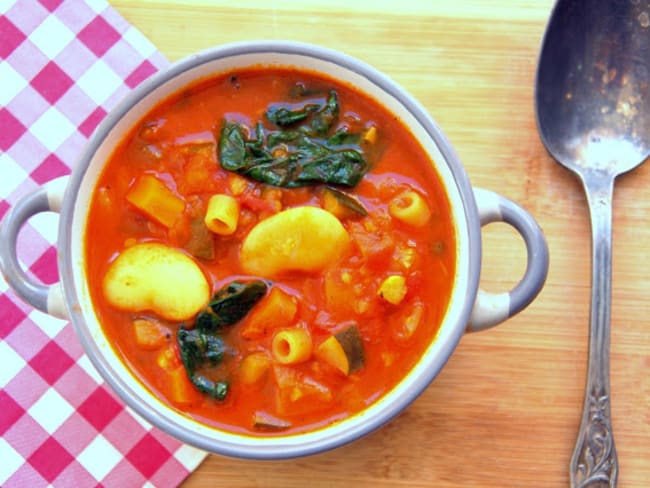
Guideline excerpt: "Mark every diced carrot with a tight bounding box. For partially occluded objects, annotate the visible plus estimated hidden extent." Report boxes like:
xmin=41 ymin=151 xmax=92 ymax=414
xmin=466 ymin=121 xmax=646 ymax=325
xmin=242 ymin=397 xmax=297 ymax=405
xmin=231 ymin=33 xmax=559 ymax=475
xmin=272 ymin=365 xmax=332 ymax=415
xmin=126 ymin=174 xmax=185 ymax=228
xmin=156 ymin=344 xmax=180 ymax=370
xmin=239 ymin=192 xmax=279 ymax=214
xmin=240 ymin=352 xmax=271 ymax=385
xmin=348 ymin=221 xmax=395 ymax=266
xmin=323 ymin=269 xmax=359 ymax=317
xmin=179 ymin=151 xmax=218 ymax=194
xmin=133 ymin=318 xmax=170 ymax=350
xmin=166 ymin=366 xmax=198 ymax=406
xmin=240 ymin=287 xmax=298 ymax=339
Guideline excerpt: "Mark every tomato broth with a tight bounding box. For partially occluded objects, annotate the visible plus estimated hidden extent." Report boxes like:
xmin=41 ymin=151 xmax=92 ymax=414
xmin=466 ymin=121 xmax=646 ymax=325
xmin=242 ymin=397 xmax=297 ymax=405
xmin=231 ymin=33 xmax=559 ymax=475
xmin=85 ymin=67 xmax=456 ymax=435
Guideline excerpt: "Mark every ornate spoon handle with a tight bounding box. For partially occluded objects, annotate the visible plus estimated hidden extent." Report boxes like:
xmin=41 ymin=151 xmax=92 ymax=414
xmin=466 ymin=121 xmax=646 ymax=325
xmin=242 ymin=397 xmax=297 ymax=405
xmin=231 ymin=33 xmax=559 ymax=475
xmin=570 ymin=171 xmax=618 ymax=488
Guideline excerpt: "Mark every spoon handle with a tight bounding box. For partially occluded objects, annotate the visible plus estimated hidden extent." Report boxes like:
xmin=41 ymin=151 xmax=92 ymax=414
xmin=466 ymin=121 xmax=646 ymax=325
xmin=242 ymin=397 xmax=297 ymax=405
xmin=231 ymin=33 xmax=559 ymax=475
xmin=571 ymin=172 xmax=618 ymax=488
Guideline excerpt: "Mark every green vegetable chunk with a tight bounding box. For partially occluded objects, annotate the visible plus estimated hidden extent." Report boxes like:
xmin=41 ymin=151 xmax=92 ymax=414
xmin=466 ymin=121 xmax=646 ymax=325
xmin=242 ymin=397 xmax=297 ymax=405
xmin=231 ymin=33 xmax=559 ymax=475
xmin=335 ymin=324 xmax=365 ymax=374
xmin=218 ymin=89 xmax=372 ymax=188
xmin=206 ymin=280 xmax=268 ymax=328
xmin=177 ymin=280 xmax=269 ymax=401
xmin=266 ymin=103 xmax=319 ymax=127
xmin=315 ymin=323 xmax=365 ymax=375
xmin=177 ymin=328 xmax=228 ymax=400
xmin=324 ymin=186 xmax=369 ymax=217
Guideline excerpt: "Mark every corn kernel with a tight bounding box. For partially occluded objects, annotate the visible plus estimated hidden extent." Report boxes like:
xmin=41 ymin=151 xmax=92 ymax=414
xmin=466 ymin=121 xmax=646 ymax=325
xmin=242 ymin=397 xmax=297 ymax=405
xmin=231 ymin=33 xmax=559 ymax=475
xmin=378 ymin=275 xmax=407 ymax=305
xmin=362 ymin=125 xmax=377 ymax=145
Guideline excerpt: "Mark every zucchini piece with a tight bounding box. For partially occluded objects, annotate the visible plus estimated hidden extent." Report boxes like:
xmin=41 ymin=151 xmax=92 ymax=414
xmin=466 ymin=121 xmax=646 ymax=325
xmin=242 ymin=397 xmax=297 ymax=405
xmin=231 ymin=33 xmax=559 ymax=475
xmin=185 ymin=216 xmax=215 ymax=260
xmin=322 ymin=186 xmax=368 ymax=219
xmin=316 ymin=323 xmax=364 ymax=375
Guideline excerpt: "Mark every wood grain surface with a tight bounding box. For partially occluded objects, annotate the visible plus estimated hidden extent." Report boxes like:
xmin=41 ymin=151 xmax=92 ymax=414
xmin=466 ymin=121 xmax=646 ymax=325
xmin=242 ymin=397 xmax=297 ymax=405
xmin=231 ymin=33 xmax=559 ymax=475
xmin=111 ymin=1 xmax=650 ymax=486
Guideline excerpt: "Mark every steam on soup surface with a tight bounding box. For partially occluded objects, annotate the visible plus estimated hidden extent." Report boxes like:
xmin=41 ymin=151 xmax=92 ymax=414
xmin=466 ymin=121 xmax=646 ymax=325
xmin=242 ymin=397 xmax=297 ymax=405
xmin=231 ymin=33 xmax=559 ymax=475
xmin=85 ymin=67 xmax=455 ymax=435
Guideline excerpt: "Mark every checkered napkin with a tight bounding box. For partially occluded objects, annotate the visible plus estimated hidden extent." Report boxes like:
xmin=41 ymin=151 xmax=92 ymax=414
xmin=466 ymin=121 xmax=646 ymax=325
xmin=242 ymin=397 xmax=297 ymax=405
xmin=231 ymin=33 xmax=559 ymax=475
xmin=0 ymin=1 xmax=209 ymax=486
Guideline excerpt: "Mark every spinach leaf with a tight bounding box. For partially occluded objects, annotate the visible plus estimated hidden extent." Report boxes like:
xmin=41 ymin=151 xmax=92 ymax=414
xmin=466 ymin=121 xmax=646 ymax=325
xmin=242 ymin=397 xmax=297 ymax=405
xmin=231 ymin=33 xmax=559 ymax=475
xmin=177 ymin=328 xmax=225 ymax=371
xmin=206 ymin=280 xmax=268 ymax=329
xmin=192 ymin=375 xmax=229 ymax=400
xmin=266 ymin=103 xmax=320 ymax=127
xmin=306 ymin=90 xmax=338 ymax=136
xmin=177 ymin=327 xmax=229 ymax=400
xmin=177 ymin=280 xmax=268 ymax=401
xmin=327 ymin=128 xmax=361 ymax=146
xmin=219 ymin=123 xmax=251 ymax=172
xmin=218 ymin=89 xmax=372 ymax=188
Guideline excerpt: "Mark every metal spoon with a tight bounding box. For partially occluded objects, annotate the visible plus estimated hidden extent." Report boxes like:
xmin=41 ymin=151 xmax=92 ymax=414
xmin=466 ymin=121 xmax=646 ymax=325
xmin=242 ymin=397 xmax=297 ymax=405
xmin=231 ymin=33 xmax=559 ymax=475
xmin=535 ymin=1 xmax=650 ymax=486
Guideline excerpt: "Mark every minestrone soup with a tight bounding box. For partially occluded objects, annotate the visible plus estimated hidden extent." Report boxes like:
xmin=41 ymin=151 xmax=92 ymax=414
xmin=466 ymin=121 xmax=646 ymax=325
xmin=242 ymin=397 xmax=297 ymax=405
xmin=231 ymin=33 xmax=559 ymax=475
xmin=85 ymin=67 xmax=456 ymax=435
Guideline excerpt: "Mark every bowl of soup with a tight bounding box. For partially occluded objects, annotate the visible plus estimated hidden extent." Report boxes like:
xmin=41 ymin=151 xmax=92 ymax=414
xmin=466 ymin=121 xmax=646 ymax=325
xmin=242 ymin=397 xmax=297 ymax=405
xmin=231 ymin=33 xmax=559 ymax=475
xmin=0 ymin=41 xmax=548 ymax=459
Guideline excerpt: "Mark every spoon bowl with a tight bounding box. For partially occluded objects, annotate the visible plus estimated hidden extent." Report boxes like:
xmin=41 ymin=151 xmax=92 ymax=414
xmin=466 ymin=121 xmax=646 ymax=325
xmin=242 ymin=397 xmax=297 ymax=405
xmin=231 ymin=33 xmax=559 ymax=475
xmin=535 ymin=1 xmax=650 ymax=486
xmin=536 ymin=0 xmax=650 ymax=176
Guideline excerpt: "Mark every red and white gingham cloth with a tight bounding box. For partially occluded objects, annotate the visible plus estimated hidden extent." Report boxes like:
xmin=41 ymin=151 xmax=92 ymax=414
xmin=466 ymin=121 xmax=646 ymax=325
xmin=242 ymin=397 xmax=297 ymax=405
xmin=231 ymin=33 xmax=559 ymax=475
xmin=0 ymin=1 xmax=209 ymax=486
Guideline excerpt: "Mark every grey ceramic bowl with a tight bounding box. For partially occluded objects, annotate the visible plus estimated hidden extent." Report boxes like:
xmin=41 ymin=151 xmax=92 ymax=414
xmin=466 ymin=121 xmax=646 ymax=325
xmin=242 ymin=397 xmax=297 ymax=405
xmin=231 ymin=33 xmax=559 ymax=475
xmin=0 ymin=41 xmax=549 ymax=459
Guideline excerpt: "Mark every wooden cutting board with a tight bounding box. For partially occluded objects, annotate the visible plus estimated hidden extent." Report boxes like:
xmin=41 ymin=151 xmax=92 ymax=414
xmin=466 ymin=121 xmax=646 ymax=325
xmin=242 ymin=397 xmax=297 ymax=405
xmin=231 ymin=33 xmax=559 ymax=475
xmin=113 ymin=1 xmax=650 ymax=486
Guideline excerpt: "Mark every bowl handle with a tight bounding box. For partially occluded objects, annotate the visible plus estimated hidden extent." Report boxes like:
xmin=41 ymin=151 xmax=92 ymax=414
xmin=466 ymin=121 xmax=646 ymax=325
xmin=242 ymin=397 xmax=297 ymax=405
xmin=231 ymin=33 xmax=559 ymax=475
xmin=0 ymin=177 xmax=69 ymax=319
xmin=467 ymin=188 xmax=549 ymax=332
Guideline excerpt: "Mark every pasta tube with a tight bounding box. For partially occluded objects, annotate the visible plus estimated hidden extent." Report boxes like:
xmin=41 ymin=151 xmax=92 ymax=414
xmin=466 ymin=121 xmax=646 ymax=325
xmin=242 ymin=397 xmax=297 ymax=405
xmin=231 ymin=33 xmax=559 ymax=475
xmin=389 ymin=189 xmax=431 ymax=227
xmin=204 ymin=194 xmax=240 ymax=235
xmin=272 ymin=328 xmax=313 ymax=365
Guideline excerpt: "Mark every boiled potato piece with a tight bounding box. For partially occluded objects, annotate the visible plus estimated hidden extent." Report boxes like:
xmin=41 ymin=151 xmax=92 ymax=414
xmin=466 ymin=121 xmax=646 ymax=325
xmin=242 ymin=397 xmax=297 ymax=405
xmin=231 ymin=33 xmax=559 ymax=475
xmin=240 ymin=206 xmax=349 ymax=277
xmin=103 ymin=242 xmax=210 ymax=321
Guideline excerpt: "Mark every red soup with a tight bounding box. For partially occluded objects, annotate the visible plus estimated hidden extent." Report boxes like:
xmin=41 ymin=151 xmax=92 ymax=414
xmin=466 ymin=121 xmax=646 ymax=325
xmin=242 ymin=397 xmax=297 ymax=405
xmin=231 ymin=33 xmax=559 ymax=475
xmin=85 ymin=67 xmax=456 ymax=435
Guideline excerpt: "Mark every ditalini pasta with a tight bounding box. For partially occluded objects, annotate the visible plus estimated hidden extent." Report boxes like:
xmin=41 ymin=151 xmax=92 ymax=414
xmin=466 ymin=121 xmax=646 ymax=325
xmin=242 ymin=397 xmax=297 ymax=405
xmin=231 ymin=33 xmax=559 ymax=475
xmin=272 ymin=328 xmax=313 ymax=365
xmin=204 ymin=194 xmax=240 ymax=235
xmin=388 ymin=189 xmax=432 ymax=227
xmin=85 ymin=67 xmax=456 ymax=435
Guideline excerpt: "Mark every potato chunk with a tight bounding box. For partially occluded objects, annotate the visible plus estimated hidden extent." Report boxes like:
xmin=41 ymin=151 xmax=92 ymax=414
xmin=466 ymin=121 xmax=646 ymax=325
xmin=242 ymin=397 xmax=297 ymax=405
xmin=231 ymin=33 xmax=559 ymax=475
xmin=240 ymin=206 xmax=349 ymax=277
xmin=103 ymin=243 xmax=210 ymax=321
